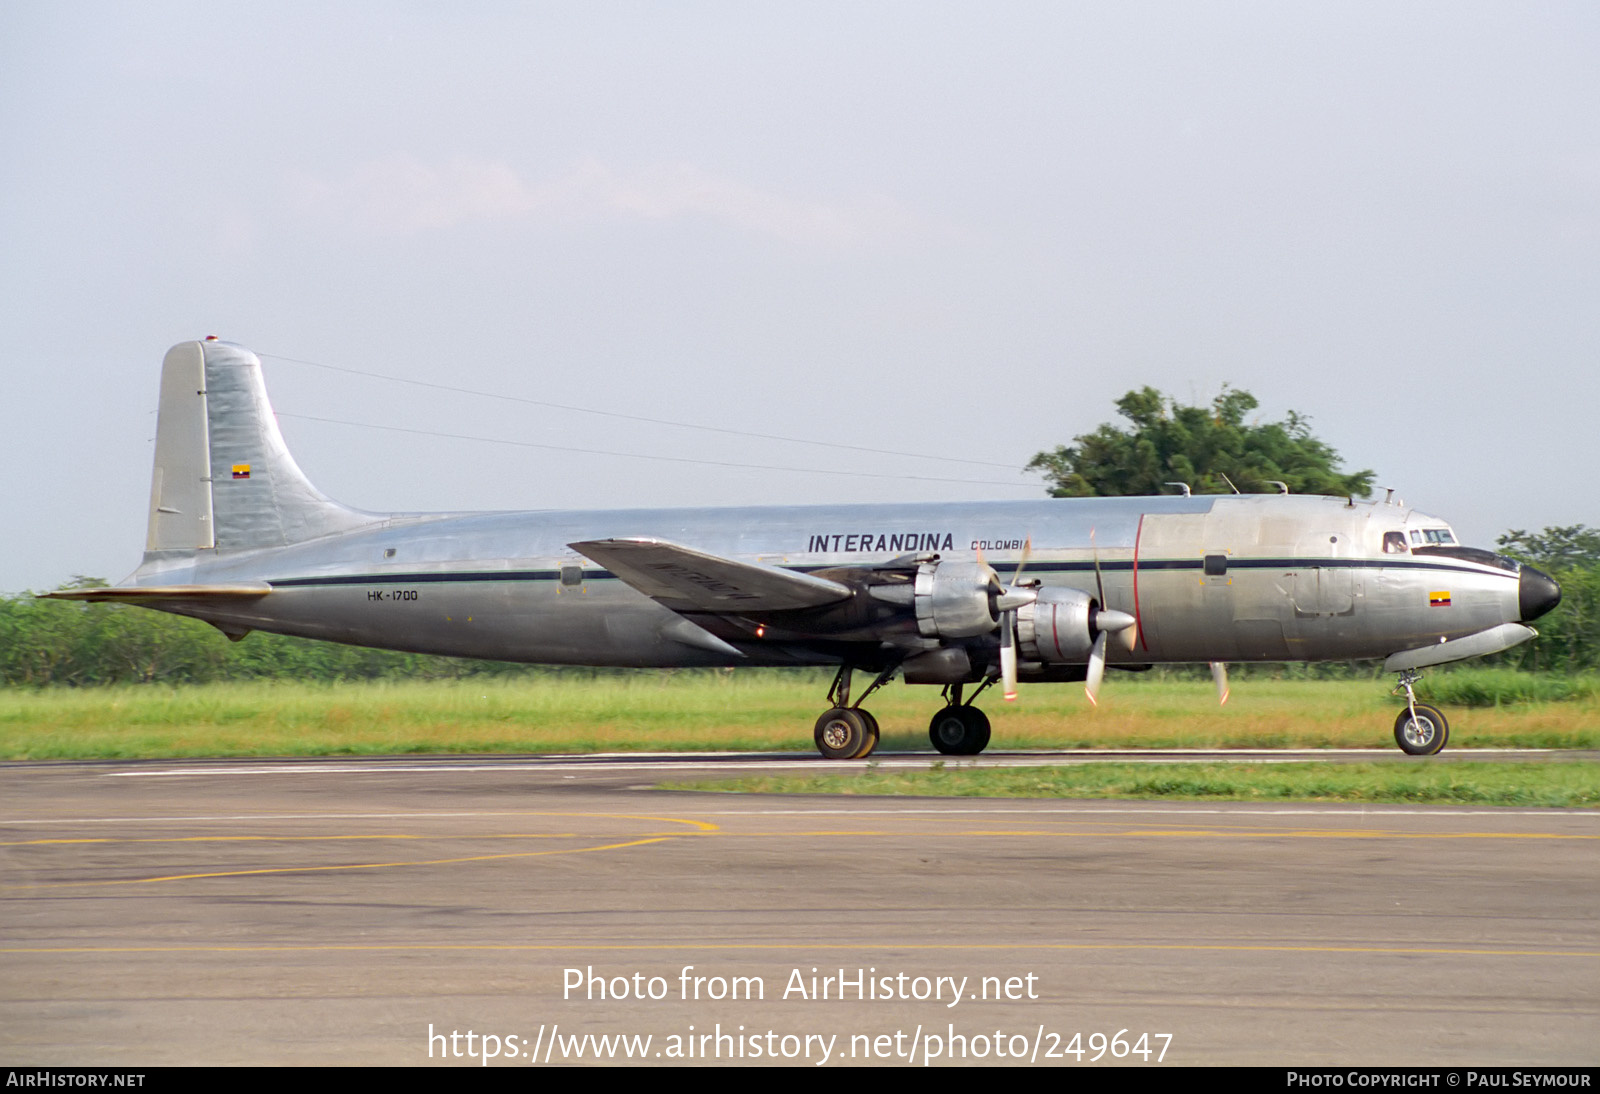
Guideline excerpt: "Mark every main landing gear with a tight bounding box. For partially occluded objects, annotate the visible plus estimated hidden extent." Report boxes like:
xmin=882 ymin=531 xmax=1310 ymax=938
xmin=927 ymin=680 xmax=994 ymax=756
xmin=813 ymin=707 xmax=880 ymax=760
xmin=1392 ymin=669 xmax=1449 ymax=756
xmin=812 ymin=668 xmax=1000 ymax=760
xmin=813 ymin=664 xmax=892 ymax=760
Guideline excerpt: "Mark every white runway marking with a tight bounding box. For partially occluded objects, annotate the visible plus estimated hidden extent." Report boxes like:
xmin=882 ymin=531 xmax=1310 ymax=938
xmin=9 ymin=805 xmax=1597 ymax=826
xmin=94 ymin=746 xmax=1544 ymax=779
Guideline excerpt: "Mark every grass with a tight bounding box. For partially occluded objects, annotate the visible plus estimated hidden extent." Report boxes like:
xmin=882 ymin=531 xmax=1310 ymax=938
xmin=1416 ymin=668 xmax=1599 ymax=707
xmin=1 ymin=671 xmax=1597 ymax=761
xmin=671 ymin=762 xmax=1600 ymax=809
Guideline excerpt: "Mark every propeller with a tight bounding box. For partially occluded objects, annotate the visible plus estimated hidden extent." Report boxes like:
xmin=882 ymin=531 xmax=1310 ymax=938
xmin=981 ymin=540 xmax=1035 ymax=702
xmin=981 ymin=533 xmax=1139 ymax=707
xmin=1083 ymin=608 xmax=1136 ymax=706
xmin=1084 ymin=527 xmax=1137 ymax=706
xmin=999 ymin=612 xmax=1018 ymax=701
xmin=1211 ymin=662 xmax=1230 ymax=705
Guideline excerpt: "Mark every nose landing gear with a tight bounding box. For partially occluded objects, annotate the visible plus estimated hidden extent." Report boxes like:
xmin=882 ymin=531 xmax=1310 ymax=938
xmin=1392 ymin=669 xmax=1449 ymax=756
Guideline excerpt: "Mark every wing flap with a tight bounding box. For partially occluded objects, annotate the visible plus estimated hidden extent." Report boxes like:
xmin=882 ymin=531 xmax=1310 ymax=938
xmin=570 ymin=538 xmax=851 ymax=613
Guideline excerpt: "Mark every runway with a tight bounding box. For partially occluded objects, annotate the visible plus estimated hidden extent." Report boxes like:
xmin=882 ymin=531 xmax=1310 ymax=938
xmin=2 ymin=753 xmax=1597 ymax=1066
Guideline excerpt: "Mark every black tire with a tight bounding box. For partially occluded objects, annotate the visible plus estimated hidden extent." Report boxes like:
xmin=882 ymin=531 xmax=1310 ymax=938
xmin=928 ymin=705 xmax=992 ymax=756
xmin=815 ymin=707 xmax=872 ymax=760
xmin=1394 ymin=703 xmax=1449 ymax=756
xmin=852 ymin=710 xmax=881 ymax=759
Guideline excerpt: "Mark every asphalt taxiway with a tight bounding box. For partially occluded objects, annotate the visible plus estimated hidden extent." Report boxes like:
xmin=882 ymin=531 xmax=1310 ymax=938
xmin=2 ymin=752 xmax=1597 ymax=1066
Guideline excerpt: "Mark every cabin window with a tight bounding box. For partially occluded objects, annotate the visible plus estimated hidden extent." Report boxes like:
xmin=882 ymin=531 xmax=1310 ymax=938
xmin=1203 ymin=553 xmax=1228 ymax=576
xmin=560 ymin=564 xmax=583 ymax=587
xmin=1383 ymin=532 xmax=1408 ymax=554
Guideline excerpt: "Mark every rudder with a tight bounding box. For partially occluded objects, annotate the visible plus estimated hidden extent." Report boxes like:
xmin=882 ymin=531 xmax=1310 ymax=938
xmin=144 ymin=339 xmax=373 ymax=557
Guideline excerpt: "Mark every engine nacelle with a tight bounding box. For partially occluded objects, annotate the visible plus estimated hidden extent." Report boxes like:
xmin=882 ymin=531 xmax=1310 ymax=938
xmin=1017 ymin=587 xmax=1098 ymax=663
xmin=912 ymin=560 xmax=998 ymax=639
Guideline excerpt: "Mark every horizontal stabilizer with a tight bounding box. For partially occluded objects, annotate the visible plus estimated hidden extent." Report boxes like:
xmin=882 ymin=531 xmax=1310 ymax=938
xmin=1382 ymin=622 xmax=1536 ymax=672
xmin=40 ymin=584 xmax=272 ymax=603
xmin=570 ymin=538 xmax=851 ymax=613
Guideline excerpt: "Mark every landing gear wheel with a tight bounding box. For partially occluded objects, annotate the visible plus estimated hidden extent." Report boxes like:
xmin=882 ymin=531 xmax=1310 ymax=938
xmin=1394 ymin=703 xmax=1449 ymax=756
xmin=852 ymin=710 xmax=881 ymax=759
xmin=928 ymin=705 xmax=991 ymax=756
xmin=815 ymin=707 xmax=875 ymax=760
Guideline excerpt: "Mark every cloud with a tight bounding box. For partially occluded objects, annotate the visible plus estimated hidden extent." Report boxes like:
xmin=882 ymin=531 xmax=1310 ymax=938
xmin=287 ymin=154 xmax=932 ymax=248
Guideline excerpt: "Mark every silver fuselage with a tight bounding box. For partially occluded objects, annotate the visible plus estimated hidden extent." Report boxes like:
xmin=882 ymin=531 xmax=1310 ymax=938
xmin=132 ymin=493 xmax=1526 ymax=670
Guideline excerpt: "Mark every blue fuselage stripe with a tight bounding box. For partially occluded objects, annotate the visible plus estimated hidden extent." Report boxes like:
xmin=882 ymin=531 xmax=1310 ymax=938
xmin=264 ymin=556 xmax=1501 ymax=589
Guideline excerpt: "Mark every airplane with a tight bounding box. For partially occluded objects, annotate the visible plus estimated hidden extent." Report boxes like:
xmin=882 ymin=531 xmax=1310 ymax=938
xmin=46 ymin=338 xmax=1562 ymax=760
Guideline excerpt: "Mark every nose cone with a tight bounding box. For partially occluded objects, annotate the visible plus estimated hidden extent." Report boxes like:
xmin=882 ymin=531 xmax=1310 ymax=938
xmin=1518 ymin=565 xmax=1562 ymax=622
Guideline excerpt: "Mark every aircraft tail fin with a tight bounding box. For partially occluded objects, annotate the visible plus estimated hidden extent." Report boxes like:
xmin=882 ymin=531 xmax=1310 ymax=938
xmin=144 ymin=339 xmax=375 ymax=556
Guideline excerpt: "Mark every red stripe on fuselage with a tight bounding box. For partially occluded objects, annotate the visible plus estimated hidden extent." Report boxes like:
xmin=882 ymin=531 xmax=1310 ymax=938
xmin=1133 ymin=513 xmax=1147 ymax=651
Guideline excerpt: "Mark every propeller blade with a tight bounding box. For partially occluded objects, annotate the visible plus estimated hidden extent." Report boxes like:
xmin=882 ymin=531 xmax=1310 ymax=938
xmin=988 ymin=539 xmax=1038 ymax=613
xmin=1084 ymin=529 xmax=1123 ymax=707
xmin=1090 ymin=526 xmax=1106 ymax=607
xmin=1211 ymin=661 xmax=1230 ymax=705
xmin=1084 ymin=631 xmax=1108 ymax=706
xmin=1000 ymin=609 xmax=1018 ymax=701
xmin=1012 ymin=536 xmax=1033 ymax=585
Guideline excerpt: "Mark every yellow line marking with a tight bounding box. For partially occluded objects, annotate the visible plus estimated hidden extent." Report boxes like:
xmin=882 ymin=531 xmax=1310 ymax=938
xmin=0 ymin=831 xmax=716 ymax=847
xmin=2 ymin=836 xmax=676 ymax=890
xmin=4 ymin=833 xmax=587 ymax=847
xmin=0 ymin=810 xmax=721 ymax=836
xmin=558 ymin=812 xmax=720 ymax=832
xmin=5 ymin=823 xmax=1590 ymax=858
xmin=1 ymin=811 xmax=723 ymax=891
xmin=4 ymin=813 xmax=1588 ymax=893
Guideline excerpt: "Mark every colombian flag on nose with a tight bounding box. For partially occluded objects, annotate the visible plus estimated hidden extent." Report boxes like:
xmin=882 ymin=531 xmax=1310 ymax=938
xmin=232 ymin=464 xmax=251 ymax=479
xmin=1429 ymin=590 xmax=1451 ymax=607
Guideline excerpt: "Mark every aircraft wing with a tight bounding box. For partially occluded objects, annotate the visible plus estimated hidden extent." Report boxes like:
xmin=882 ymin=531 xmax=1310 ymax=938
xmin=569 ymin=538 xmax=851 ymax=613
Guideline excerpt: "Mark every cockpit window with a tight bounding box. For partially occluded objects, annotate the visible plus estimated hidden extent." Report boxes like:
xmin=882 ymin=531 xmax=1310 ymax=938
xmin=1410 ymin=528 xmax=1456 ymax=546
xmin=1411 ymin=544 xmax=1520 ymax=572
xmin=1383 ymin=532 xmax=1409 ymax=554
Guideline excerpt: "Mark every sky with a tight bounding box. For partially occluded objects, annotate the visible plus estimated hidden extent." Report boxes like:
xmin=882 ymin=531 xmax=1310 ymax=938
xmin=3 ymin=2 xmax=1597 ymax=592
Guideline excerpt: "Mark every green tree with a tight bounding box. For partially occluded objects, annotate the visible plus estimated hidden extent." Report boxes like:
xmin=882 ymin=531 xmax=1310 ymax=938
xmin=1494 ymin=526 xmax=1599 ymax=673
xmin=1026 ymin=386 xmax=1374 ymax=498
xmin=1497 ymin=526 xmax=1600 ymax=571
